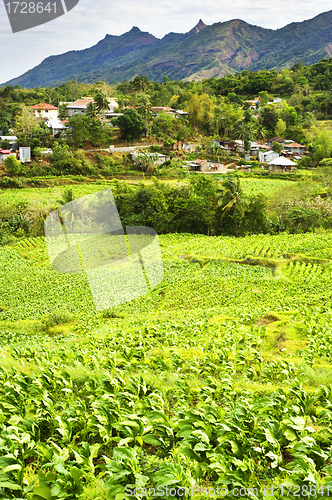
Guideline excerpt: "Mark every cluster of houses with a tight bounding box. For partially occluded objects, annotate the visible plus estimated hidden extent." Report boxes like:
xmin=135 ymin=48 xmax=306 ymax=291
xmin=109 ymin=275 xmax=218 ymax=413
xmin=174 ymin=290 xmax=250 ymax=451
xmin=130 ymin=132 xmax=307 ymax=174
xmin=30 ymin=99 xmax=189 ymax=138
xmin=0 ymin=134 xmax=31 ymax=163
xmin=31 ymin=97 xmax=120 ymax=137
xmin=212 ymin=137 xmax=307 ymax=173
xmin=0 ymin=95 xmax=307 ymax=174
xmin=213 ymin=138 xmax=306 ymax=159
xmin=0 ymin=97 xmax=121 ymax=162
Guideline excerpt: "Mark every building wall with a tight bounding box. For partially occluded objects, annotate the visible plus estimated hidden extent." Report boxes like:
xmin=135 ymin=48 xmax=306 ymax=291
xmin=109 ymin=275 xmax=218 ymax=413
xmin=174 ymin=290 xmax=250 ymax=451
xmin=200 ymin=162 xmax=210 ymax=172
xmin=34 ymin=109 xmax=58 ymax=120
xmin=259 ymin=151 xmax=279 ymax=163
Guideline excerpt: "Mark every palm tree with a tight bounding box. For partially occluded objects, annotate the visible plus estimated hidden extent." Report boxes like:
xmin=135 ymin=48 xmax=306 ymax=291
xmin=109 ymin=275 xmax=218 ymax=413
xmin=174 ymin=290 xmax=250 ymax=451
xmin=85 ymin=102 xmax=98 ymax=119
xmin=217 ymin=177 xmax=248 ymax=237
xmin=94 ymin=92 xmax=110 ymax=114
xmin=232 ymin=120 xmax=257 ymax=153
xmin=137 ymin=96 xmax=152 ymax=135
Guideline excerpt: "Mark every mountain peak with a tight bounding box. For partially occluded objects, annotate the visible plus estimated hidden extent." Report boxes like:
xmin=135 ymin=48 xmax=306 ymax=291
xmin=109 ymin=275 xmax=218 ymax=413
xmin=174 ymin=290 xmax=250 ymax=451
xmin=188 ymin=19 xmax=208 ymax=35
xmin=129 ymin=26 xmax=142 ymax=33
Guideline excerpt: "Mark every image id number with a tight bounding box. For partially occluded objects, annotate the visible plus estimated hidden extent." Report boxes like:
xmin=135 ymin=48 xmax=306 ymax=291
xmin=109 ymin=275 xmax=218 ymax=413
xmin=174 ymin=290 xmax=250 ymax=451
xmin=5 ymin=2 xmax=57 ymax=14
xmin=280 ymin=485 xmax=331 ymax=497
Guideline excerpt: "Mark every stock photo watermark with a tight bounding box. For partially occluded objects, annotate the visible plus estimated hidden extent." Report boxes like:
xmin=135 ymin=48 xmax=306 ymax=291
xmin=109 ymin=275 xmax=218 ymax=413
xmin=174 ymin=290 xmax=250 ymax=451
xmin=125 ymin=484 xmax=332 ymax=498
xmin=44 ymin=188 xmax=164 ymax=311
xmin=4 ymin=0 xmax=79 ymax=33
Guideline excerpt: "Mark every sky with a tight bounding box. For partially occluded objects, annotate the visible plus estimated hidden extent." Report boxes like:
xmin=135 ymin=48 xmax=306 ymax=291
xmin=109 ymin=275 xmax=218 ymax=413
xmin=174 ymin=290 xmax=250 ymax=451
xmin=0 ymin=0 xmax=331 ymax=84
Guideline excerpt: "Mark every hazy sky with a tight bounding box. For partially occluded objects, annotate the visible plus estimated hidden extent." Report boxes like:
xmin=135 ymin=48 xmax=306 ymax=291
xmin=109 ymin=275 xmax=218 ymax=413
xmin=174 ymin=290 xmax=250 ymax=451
xmin=0 ymin=0 xmax=331 ymax=84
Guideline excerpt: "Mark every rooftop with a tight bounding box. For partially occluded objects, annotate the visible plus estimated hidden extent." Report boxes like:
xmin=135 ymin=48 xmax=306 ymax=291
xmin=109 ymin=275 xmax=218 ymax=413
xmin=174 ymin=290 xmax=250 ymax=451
xmin=285 ymin=142 xmax=305 ymax=148
xmin=31 ymin=103 xmax=58 ymax=110
xmin=67 ymin=98 xmax=94 ymax=109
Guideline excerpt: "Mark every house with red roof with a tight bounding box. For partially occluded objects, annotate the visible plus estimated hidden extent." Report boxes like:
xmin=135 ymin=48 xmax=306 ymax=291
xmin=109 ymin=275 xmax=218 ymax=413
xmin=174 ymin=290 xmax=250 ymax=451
xmin=31 ymin=103 xmax=59 ymax=120
xmin=0 ymin=149 xmax=13 ymax=162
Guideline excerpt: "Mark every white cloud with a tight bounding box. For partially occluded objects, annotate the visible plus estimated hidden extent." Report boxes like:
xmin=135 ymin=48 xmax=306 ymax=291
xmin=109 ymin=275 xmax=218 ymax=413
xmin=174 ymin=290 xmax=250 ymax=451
xmin=0 ymin=0 xmax=331 ymax=84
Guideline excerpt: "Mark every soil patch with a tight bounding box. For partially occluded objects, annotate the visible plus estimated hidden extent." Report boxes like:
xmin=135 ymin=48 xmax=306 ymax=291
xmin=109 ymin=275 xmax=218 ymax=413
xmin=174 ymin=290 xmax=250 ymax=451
xmin=257 ymin=314 xmax=280 ymax=326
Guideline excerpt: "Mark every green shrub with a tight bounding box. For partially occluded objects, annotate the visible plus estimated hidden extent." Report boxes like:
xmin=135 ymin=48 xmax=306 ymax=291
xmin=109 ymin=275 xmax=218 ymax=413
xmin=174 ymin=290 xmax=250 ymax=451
xmin=42 ymin=309 xmax=73 ymax=329
xmin=4 ymin=155 xmax=21 ymax=175
xmin=0 ymin=176 xmax=23 ymax=188
xmin=298 ymin=156 xmax=313 ymax=168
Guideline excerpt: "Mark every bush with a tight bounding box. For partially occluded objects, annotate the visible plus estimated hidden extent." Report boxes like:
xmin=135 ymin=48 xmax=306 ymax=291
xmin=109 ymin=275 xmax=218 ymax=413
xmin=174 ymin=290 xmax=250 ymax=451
xmin=0 ymin=139 xmax=10 ymax=150
xmin=95 ymin=153 xmax=119 ymax=176
xmin=42 ymin=309 xmax=73 ymax=330
xmin=50 ymin=143 xmax=96 ymax=176
xmin=148 ymin=145 xmax=163 ymax=154
xmin=4 ymin=155 xmax=21 ymax=175
xmin=0 ymin=176 xmax=23 ymax=188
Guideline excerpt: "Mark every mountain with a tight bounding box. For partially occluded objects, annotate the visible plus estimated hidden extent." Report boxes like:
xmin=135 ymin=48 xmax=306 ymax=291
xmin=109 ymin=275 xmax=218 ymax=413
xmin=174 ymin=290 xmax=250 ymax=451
xmin=3 ymin=10 xmax=332 ymax=88
xmin=251 ymin=10 xmax=332 ymax=71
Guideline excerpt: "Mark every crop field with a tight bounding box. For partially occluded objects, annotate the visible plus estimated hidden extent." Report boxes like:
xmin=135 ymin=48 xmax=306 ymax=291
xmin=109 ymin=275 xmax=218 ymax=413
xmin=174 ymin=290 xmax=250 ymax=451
xmin=0 ymin=177 xmax=294 ymax=213
xmin=1 ymin=229 xmax=332 ymax=498
xmin=240 ymin=179 xmax=294 ymax=196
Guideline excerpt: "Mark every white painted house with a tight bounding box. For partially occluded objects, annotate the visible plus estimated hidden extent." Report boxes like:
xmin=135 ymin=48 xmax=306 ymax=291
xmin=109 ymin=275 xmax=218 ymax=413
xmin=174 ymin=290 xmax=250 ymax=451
xmin=31 ymin=103 xmax=59 ymax=120
xmin=47 ymin=119 xmax=67 ymax=136
xmin=259 ymin=151 xmax=280 ymax=163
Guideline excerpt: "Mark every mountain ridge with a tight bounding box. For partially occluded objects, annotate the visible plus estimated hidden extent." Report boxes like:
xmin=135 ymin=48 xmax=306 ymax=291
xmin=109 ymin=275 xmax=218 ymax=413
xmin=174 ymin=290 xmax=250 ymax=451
xmin=3 ymin=10 xmax=332 ymax=88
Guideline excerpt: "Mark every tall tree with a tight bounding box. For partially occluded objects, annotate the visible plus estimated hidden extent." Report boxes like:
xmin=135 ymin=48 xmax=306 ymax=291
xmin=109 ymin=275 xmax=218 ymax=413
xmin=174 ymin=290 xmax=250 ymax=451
xmin=94 ymin=92 xmax=110 ymax=114
xmin=114 ymin=109 xmax=146 ymax=140
xmin=85 ymin=102 xmax=98 ymax=119
xmin=217 ymin=177 xmax=248 ymax=237
xmin=137 ymin=96 xmax=152 ymax=136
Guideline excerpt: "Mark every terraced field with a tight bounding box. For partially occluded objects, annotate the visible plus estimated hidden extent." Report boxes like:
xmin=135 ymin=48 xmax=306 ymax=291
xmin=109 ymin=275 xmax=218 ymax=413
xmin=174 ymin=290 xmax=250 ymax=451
xmin=1 ymin=231 xmax=332 ymax=498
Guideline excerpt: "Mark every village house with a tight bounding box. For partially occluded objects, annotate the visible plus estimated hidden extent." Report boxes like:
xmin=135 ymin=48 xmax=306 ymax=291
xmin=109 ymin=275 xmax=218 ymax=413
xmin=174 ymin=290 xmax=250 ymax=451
xmin=250 ymin=142 xmax=261 ymax=156
xmin=266 ymin=137 xmax=283 ymax=147
xmin=151 ymin=107 xmax=188 ymax=118
xmin=283 ymin=142 xmax=306 ymax=154
xmin=268 ymin=156 xmax=296 ymax=172
xmin=31 ymin=103 xmax=59 ymax=120
xmin=259 ymin=150 xmax=280 ymax=163
xmin=218 ymin=139 xmax=236 ymax=154
xmin=172 ymin=141 xmax=198 ymax=152
xmin=244 ymin=99 xmax=259 ymax=110
xmin=19 ymin=147 xmax=31 ymax=163
xmin=182 ymin=142 xmax=198 ymax=152
xmin=66 ymin=98 xmax=94 ymax=117
xmin=235 ymin=140 xmax=244 ymax=153
xmin=189 ymin=159 xmax=210 ymax=171
xmin=66 ymin=97 xmax=118 ymax=117
xmin=47 ymin=119 xmax=67 ymax=136
xmin=0 ymin=149 xmax=12 ymax=162
xmin=0 ymin=136 xmax=18 ymax=149
xmin=267 ymin=98 xmax=283 ymax=104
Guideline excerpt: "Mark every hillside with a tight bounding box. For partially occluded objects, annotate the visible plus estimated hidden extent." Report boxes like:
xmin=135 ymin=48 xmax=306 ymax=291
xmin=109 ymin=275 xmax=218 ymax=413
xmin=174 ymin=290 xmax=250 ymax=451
xmin=3 ymin=10 xmax=332 ymax=87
